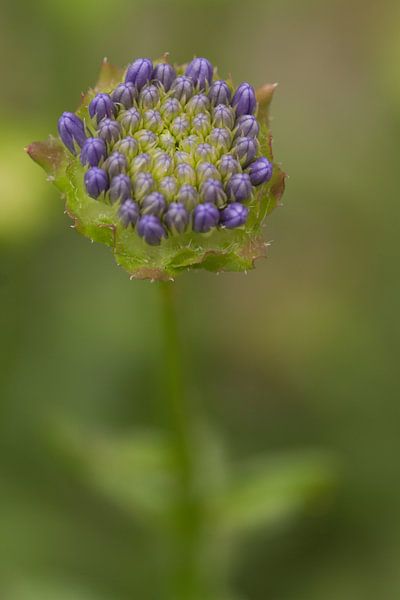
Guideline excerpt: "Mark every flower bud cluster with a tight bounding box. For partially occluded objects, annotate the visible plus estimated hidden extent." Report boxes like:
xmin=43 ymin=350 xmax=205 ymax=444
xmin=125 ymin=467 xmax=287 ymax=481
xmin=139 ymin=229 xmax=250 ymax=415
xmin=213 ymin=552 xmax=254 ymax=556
xmin=58 ymin=56 xmax=273 ymax=245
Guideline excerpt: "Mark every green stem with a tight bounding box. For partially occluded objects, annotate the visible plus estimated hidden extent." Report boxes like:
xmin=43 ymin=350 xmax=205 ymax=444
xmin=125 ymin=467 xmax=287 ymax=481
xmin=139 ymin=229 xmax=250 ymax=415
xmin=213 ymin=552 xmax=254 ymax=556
xmin=159 ymin=281 xmax=202 ymax=600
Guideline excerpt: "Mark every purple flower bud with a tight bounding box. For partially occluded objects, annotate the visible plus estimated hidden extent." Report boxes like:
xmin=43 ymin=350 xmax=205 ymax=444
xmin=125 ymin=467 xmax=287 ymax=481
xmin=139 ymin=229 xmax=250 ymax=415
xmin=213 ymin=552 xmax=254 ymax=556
xmin=170 ymin=76 xmax=194 ymax=103
xmin=141 ymin=191 xmax=167 ymax=217
xmin=130 ymin=153 xmax=151 ymax=175
xmin=234 ymin=114 xmax=259 ymax=139
xmin=170 ymin=115 xmax=191 ymax=139
xmin=185 ymin=57 xmax=213 ymax=90
xmin=180 ymin=134 xmax=201 ymax=153
xmin=226 ymin=173 xmax=252 ymax=202
xmin=246 ymin=157 xmax=273 ymax=186
xmin=113 ymin=136 xmax=139 ymax=160
xmin=109 ymin=174 xmax=131 ymax=203
xmin=231 ymin=83 xmax=257 ymax=116
xmin=213 ymin=104 xmax=235 ymax=129
xmin=134 ymin=172 xmax=154 ymax=199
xmin=200 ymin=178 xmax=227 ymax=208
xmin=192 ymin=202 xmax=219 ymax=233
xmin=137 ymin=215 xmax=167 ymax=245
xmin=217 ymin=154 xmax=241 ymax=180
xmin=139 ymin=84 xmax=160 ymax=109
xmin=152 ymin=63 xmax=176 ymax=91
xmin=80 ymin=137 xmax=107 ymax=167
xmin=111 ymin=83 xmax=137 ymax=109
xmin=206 ymin=128 xmax=232 ymax=152
xmin=135 ymin=128 xmax=157 ymax=150
xmin=160 ymin=97 xmax=181 ymax=122
xmin=196 ymin=161 xmax=220 ymax=183
xmin=159 ymin=131 xmax=175 ymax=152
xmin=194 ymin=143 xmax=215 ymax=162
xmin=191 ymin=112 xmax=211 ymax=136
xmin=174 ymin=150 xmax=191 ymax=165
xmin=97 ymin=118 xmax=121 ymax=144
xmin=164 ymin=202 xmax=190 ymax=234
xmin=118 ymin=107 xmax=141 ymax=134
xmin=84 ymin=167 xmax=109 ymax=199
xmin=143 ymin=109 xmax=162 ymax=132
xmin=152 ymin=152 xmax=174 ymax=178
xmin=125 ymin=58 xmax=153 ymax=90
xmin=158 ymin=176 xmax=178 ymax=201
xmin=119 ymin=199 xmax=140 ymax=227
xmin=175 ymin=163 xmax=196 ymax=185
xmin=89 ymin=93 xmax=116 ymax=123
xmin=103 ymin=152 xmax=128 ymax=177
xmin=220 ymin=202 xmax=249 ymax=228
xmin=208 ymin=80 xmax=231 ymax=106
xmin=58 ymin=112 xmax=86 ymax=154
xmin=232 ymin=136 xmax=258 ymax=167
xmin=185 ymin=93 xmax=210 ymax=116
xmin=177 ymin=184 xmax=199 ymax=211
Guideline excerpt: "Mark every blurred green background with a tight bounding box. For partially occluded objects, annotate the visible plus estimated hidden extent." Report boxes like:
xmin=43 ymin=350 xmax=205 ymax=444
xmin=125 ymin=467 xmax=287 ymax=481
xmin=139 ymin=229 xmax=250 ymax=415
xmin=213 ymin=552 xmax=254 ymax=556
xmin=1 ymin=0 xmax=400 ymax=598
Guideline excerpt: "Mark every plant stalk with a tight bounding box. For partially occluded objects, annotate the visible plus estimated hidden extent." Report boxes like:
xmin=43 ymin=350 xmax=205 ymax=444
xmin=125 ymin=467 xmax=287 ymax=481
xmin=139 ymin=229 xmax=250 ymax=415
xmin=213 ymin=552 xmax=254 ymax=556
xmin=159 ymin=281 xmax=202 ymax=600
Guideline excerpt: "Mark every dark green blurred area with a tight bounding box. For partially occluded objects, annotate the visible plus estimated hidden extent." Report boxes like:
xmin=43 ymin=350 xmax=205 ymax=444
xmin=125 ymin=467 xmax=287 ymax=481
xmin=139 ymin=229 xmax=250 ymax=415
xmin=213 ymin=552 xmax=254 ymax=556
xmin=1 ymin=0 xmax=400 ymax=598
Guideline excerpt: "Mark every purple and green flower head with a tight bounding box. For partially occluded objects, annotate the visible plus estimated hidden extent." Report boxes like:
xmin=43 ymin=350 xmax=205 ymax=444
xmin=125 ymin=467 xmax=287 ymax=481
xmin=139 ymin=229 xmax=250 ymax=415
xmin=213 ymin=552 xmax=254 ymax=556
xmin=28 ymin=54 xmax=285 ymax=280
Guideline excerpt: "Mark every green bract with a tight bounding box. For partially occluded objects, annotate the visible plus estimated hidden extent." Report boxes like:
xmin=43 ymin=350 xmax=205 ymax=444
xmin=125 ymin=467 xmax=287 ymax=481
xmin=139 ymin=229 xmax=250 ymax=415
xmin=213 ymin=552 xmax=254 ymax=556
xmin=27 ymin=57 xmax=285 ymax=281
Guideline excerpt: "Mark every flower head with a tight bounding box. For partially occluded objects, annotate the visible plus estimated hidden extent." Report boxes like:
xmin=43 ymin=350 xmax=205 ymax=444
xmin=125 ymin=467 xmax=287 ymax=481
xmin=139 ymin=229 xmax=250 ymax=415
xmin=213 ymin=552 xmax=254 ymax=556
xmin=28 ymin=55 xmax=285 ymax=279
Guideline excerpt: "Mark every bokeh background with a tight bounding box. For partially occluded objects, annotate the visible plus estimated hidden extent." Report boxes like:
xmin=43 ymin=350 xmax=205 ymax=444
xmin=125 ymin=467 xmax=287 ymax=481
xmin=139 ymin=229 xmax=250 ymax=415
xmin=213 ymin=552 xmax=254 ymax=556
xmin=1 ymin=0 xmax=400 ymax=598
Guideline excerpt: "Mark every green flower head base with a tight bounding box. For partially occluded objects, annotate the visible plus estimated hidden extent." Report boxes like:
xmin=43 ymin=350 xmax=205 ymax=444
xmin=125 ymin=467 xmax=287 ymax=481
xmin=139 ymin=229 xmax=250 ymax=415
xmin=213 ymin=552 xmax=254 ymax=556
xmin=27 ymin=55 xmax=285 ymax=280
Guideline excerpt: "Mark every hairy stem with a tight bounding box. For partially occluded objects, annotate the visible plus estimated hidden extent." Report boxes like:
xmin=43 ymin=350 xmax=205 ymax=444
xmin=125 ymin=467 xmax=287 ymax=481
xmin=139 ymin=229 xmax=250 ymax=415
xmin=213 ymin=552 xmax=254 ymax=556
xmin=159 ymin=281 xmax=202 ymax=600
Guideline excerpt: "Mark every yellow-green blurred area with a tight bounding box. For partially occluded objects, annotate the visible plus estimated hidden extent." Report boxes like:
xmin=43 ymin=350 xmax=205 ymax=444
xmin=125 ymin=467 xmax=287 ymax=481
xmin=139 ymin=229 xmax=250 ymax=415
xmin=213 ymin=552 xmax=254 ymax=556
xmin=1 ymin=0 xmax=400 ymax=598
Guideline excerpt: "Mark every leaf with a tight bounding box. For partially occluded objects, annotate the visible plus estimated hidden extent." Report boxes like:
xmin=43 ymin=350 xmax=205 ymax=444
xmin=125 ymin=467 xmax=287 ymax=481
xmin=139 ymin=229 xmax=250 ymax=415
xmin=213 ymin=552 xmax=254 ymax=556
xmin=47 ymin=423 xmax=175 ymax=524
xmin=2 ymin=578 xmax=102 ymax=600
xmin=256 ymin=82 xmax=279 ymax=122
xmin=213 ymin=452 xmax=336 ymax=535
xmin=25 ymin=136 xmax=67 ymax=181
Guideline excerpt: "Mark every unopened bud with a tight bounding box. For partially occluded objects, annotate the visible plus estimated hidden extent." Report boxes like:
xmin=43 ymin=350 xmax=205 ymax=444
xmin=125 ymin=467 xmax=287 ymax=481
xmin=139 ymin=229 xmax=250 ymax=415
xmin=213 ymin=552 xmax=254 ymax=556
xmin=89 ymin=93 xmax=116 ymax=123
xmin=185 ymin=57 xmax=213 ymax=90
xmin=231 ymin=83 xmax=257 ymax=116
xmin=109 ymin=173 xmax=131 ymax=203
xmin=58 ymin=112 xmax=86 ymax=154
xmin=118 ymin=107 xmax=141 ymax=134
xmin=80 ymin=137 xmax=107 ymax=167
xmin=103 ymin=151 xmax=127 ymax=177
xmin=84 ymin=167 xmax=109 ymax=198
xmin=226 ymin=173 xmax=252 ymax=202
xmin=164 ymin=202 xmax=190 ymax=234
xmin=152 ymin=63 xmax=177 ymax=91
xmin=246 ymin=157 xmax=273 ymax=185
xmin=200 ymin=178 xmax=227 ymax=208
xmin=192 ymin=202 xmax=219 ymax=232
xmin=170 ymin=76 xmax=194 ymax=103
xmin=119 ymin=199 xmax=140 ymax=227
xmin=220 ymin=202 xmax=248 ymax=228
xmin=125 ymin=58 xmax=153 ymax=90
xmin=97 ymin=118 xmax=121 ymax=144
xmin=111 ymin=83 xmax=137 ymax=109
xmin=137 ymin=215 xmax=166 ymax=245
xmin=208 ymin=80 xmax=231 ymax=106
xmin=141 ymin=191 xmax=167 ymax=217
